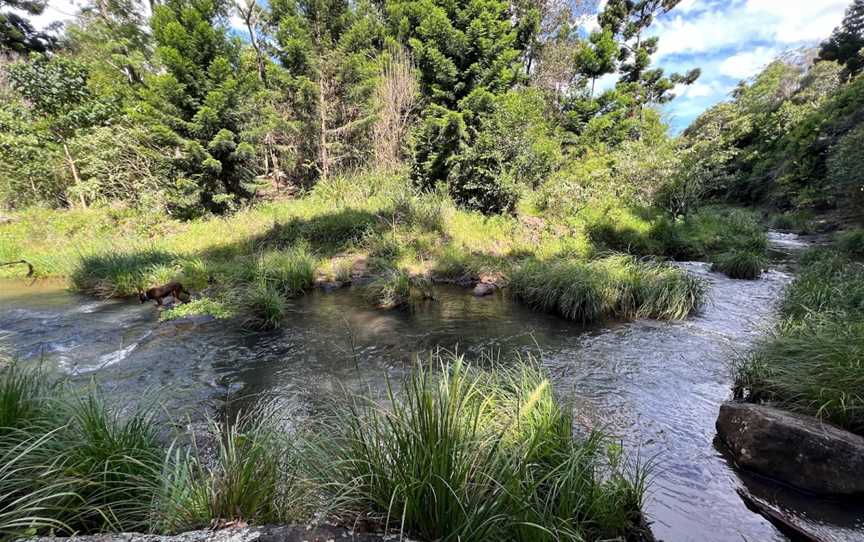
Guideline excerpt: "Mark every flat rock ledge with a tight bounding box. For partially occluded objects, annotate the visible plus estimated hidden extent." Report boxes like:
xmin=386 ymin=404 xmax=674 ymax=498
xmin=26 ymin=525 xmax=397 ymax=542
xmin=716 ymin=402 xmax=864 ymax=495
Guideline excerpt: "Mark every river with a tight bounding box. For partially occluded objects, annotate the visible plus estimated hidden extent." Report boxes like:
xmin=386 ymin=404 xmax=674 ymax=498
xmin=0 ymin=232 xmax=861 ymax=542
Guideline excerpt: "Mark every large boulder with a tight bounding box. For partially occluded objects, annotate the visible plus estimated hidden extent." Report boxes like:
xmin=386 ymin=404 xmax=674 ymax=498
xmin=716 ymin=402 xmax=864 ymax=495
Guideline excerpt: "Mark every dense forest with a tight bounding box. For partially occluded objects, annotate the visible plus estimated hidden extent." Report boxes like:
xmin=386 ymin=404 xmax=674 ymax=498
xmin=2 ymin=0 xmax=862 ymax=220
xmin=1 ymin=0 xmax=864 ymax=540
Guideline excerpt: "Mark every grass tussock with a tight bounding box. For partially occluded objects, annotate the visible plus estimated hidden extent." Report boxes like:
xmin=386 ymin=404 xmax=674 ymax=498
xmin=710 ymin=249 xmax=767 ymax=280
xmin=836 ymin=228 xmax=864 ymax=261
xmin=769 ymin=210 xmax=817 ymax=234
xmin=735 ymin=241 xmax=864 ymax=435
xmin=734 ymin=319 xmax=864 ymax=434
xmin=364 ymin=268 xmax=434 ymax=310
xmin=240 ymin=282 xmax=289 ymax=330
xmin=157 ymin=404 xmax=304 ymax=532
xmin=306 ymin=353 xmax=650 ymax=542
xmin=781 ymin=249 xmax=864 ymax=320
xmin=509 ymin=255 xmax=705 ymax=324
xmin=0 ymin=351 xmax=651 ymax=540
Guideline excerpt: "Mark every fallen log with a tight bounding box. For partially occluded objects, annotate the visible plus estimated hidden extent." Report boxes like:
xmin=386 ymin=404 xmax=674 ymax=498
xmin=737 ymin=489 xmax=828 ymax=542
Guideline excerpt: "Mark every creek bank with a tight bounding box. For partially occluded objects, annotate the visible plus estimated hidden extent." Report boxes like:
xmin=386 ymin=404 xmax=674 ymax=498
xmin=716 ymin=402 xmax=864 ymax=495
xmin=25 ymin=525 xmax=396 ymax=542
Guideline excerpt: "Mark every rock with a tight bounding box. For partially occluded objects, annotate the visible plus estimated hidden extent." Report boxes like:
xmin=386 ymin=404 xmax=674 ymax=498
xmin=25 ymin=524 xmax=394 ymax=542
xmin=716 ymin=402 xmax=864 ymax=495
xmin=472 ymin=282 xmax=496 ymax=297
xmin=315 ymin=279 xmax=347 ymax=292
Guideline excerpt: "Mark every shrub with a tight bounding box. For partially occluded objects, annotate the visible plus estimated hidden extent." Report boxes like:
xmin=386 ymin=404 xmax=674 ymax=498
xmin=306 ymin=354 xmax=649 ymax=542
xmin=710 ymin=250 xmax=767 ymax=280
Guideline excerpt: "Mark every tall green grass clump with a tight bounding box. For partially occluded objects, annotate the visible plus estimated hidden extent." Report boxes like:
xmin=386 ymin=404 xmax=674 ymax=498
xmin=307 ymin=354 xmax=650 ymax=542
xmin=256 ymin=245 xmax=316 ymax=297
xmin=509 ymin=255 xmax=704 ymax=324
xmin=157 ymin=404 xmax=304 ymax=532
xmin=769 ymin=210 xmax=816 ymax=234
xmin=710 ymin=249 xmax=767 ymax=280
xmin=836 ymin=229 xmax=864 ymax=260
xmin=660 ymin=207 xmax=769 ymax=271
xmin=240 ymin=282 xmax=288 ymax=330
xmin=56 ymin=391 xmax=164 ymax=532
xmin=734 ymin=319 xmax=864 ymax=435
xmin=0 ymin=362 xmax=165 ymax=535
xmin=70 ymin=250 xmax=177 ymax=298
xmin=364 ymin=268 xmax=434 ymax=310
xmin=781 ymin=249 xmax=864 ymax=319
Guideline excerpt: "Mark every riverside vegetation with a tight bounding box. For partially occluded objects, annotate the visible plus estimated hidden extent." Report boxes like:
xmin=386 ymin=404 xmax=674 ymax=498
xmin=0 ymin=352 xmax=650 ymax=541
xmin=2 ymin=0 xmax=864 ymax=538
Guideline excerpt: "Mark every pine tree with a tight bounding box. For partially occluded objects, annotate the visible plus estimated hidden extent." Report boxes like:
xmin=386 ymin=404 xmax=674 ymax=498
xmin=819 ymin=0 xmax=864 ymax=77
xmin=270 ymin=0 xmax=384 ymax=184
xmin=0 ymin=0 xmax=55 ymax=53
xmin=145 ymin=0 xmax=260 ymax=213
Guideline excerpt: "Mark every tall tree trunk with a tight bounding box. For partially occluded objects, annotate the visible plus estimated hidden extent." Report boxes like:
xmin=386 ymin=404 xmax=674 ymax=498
xmin=242 ymin=3 xmax=267 ymax=84
xmin=63 ymin=141 xmax=86 ymax=208
xmin=318 ymin=75 xmax=330 ymax=182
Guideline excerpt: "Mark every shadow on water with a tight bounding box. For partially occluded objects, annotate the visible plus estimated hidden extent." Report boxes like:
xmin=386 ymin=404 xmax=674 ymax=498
xmin=0 ymin=231 xmax=861 ymax=542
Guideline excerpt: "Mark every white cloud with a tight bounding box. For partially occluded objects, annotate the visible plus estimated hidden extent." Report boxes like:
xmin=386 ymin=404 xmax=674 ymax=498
xmin=674 ymin=80 xmax=720 ymax=100
xmin=652 ymin=0 xmax=847 ymax=60
xmin=718 ymin=47 xmax=780 ymax=79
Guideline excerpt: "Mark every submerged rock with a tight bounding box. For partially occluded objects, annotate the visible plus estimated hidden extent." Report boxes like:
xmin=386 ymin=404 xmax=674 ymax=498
xmin=716 ymin=402 xmax=864 ymax=495
xmin=472 ymin=282 xmax=496 ymax=297
xmin=26 ymin=525 xmax=394 ymax=542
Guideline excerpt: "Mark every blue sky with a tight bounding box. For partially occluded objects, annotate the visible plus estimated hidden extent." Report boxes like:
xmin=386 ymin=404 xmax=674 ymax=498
xmin=34 ymin=0 xmax=851 ymax=132
xmin=643 ymin=0 xmax=849 ymax=131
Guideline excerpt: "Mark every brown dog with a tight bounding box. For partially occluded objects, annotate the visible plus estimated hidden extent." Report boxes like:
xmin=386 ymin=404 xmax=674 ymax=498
xmin=138 ymin=281 xmax=190 ymax=306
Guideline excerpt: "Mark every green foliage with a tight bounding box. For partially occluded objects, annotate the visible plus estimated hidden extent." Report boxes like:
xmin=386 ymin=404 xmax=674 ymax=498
xmin=256 ymin=246 xmax=317 ymax=297
xmin=662 ymin=206 xmax=768 ymax=262
xmin=781 ymin=248 xmax=864 ymax=320
xmin=160 ymin=298 xmax=235 ymax=322
xmin=240 ymin=282 xmax=288 ymax=330
xmin=827 ymin=123 xmax=864 ymax=209
xmin=509 ymin=255 xmax=705 ymax=324
xmin=710 ymin=250 xmax=767 ymax=280
xmin=157 ymin=404 xmax=302 ymax=532
xmin=818 ymin=0 xmax=864 ymax=77
xmin=364 ymin=267 xmax=433 ymax=309
xmin=836 ymin=228 xmax=864 ymax=260
xmin=416 ymin=89 xmax=561 ymax=214
xmin=769 ymin=210 xmax=817 ymax=234
xmin=307 ymin=353 xmax=650 ymax=541
xmin=734 ymin=318 xmax=864 ymax=435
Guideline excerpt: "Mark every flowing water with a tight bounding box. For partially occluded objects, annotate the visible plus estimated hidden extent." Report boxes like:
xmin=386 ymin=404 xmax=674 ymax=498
xmin=1 ymin=232 xmax=862 ymax=542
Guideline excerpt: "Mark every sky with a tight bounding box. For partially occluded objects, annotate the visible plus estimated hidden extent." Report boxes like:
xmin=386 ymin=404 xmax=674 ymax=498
xmin=25 ymin=0 xmax=852 ymax=133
